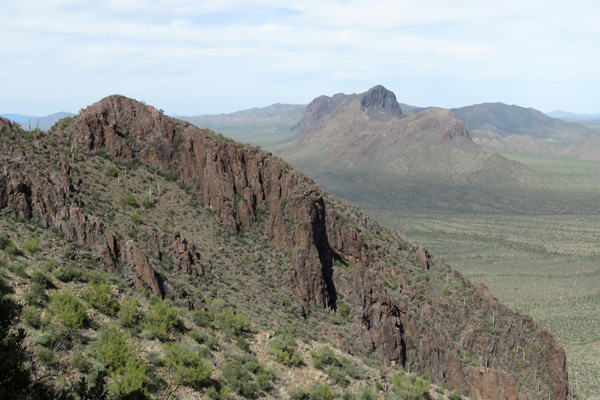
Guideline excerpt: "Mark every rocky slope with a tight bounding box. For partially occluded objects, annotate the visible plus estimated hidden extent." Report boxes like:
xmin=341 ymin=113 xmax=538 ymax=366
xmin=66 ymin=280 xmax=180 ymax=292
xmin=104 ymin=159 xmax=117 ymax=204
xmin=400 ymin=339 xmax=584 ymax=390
xmin=0 ymin=100 xmax=570 ymax=399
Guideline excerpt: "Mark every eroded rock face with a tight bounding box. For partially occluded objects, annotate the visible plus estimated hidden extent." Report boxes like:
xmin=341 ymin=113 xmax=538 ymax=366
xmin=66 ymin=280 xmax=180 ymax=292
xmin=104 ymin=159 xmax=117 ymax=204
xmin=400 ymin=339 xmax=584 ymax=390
xmin=0 ymin=119 xmax=164 ymax=297
xmin=47 ymin=96 xmax=569 ymax=400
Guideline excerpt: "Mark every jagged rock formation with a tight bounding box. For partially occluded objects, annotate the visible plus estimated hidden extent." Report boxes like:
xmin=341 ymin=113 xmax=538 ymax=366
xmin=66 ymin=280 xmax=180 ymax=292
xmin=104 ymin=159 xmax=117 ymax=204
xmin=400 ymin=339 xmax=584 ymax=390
xmin=0 ymin=100 xmax=569 ymax=399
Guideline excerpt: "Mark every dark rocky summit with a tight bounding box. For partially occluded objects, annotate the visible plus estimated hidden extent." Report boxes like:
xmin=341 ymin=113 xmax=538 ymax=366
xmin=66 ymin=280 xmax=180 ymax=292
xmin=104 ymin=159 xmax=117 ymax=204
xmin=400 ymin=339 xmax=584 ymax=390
xmin=0 ymin=99 xmax=569 ymax=399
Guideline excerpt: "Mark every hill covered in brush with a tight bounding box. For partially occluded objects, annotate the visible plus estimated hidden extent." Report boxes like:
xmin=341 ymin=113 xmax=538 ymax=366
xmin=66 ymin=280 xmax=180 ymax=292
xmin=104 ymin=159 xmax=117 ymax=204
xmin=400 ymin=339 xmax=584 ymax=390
xmin=0 ymin=96 xmax=569 ymax=400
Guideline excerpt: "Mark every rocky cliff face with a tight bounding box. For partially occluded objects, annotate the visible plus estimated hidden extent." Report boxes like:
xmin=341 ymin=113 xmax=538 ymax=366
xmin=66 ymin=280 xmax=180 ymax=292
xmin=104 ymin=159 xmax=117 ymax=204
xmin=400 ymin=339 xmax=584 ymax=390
xmin=0 ymin=100 xmax=569 ymax=399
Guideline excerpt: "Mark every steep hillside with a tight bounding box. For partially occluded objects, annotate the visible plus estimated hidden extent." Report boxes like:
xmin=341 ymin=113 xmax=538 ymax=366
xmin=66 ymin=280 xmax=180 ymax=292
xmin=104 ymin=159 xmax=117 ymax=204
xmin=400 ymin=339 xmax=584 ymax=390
xmin=452 ymin=103 xmax=596 ymax=143
xmin=0 ymin=100 xmax=569 ymax=400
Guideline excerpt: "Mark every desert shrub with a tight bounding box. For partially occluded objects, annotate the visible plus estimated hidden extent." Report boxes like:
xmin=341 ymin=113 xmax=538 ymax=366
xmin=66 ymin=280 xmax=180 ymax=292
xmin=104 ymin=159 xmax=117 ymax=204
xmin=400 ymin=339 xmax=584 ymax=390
xmin=118 ymin=297 xmax=140 ymax=328
xmin=236 ymin=336 xmax=250 ymax=352
xmin=144 ymin=299 xmax=180 ymax=340
xmin=311 ymin=383 xmax=335 ymax=400
xmin=49 ymin=290 xmax=87 ymax=330
xmin=337 ymin=302 xmax=351 ymax=320
xmin=206 ymin=385 xmax=231 ymax=400
xmin=1 ymin=234 xmax=23 ymax=256
xmin=163 ymin=340 xmax=211 ymax=388
xmin=222 ymin=353 xmax=274 ymax=398
xmin=22 ymin=237 xmax=40 ymax=254
xmin=391 ymin=374 xmax=431 ymax=400
xmin=0 ymin=232 xmax=12 ymax=250
xmin=214 ymin=307 xmax=250 ymax=337
xmin=54 ymin=261 xmax=87 ymax=283
xmin=310 ymin=345 xmax=362 ymax=385
xmin=31 ymin=271 xmax=53 ymax=289
xmin=111 ymin=356 xmax=147 ymax=397
xmin=141 ymin=195 xmax=154 ymax=209
xmin=311 ymin=346 xmax=341 ymax=370
xmin=93 ymin=324 xmax=147 ymax=396
xmin=269 ymin=333 xmax=303 ymax=366
xmin=131 ymin=213 xmax=143 ymax=225
xmin=222 ymin=361 xmax=257 ymax=398
xmin=356 ymin=387 xmax=376 ymax=400
xmin=122 ymin=194 xmax=139 ymax=208
xmin=448 ymin=389 xmax=462 ymax=400
xmin=189 ymin=309 xmax=213 ymax=328
xmin=106 ymin=167 xmax=119 ymax=178
xmin=22 ymin=307 xmax=42 ymax=328
xmin=24 ymin=283 xmax=48 ymax=307
xmin=83 ymin=280 xmax=119 ymax=316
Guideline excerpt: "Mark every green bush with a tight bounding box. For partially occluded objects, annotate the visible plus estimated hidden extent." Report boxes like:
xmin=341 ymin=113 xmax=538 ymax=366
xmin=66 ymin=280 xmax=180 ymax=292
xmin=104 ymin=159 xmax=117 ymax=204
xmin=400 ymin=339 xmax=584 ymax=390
xmin=310 ymin=383 xmax=335 ymax=400
xmin=22 ymin=237 xmax=40 ymax=254
xmin=54 ymin=261 xmax=86 ymax=282
xmin=131 ymin=213 xmax=143 ymax=225
xmin=356 ymin=387 xmax=376 ymax=400
xmin=236 ymin=336 xmax=250 ymax=352
xmin=49 ymin=290 xmax=87 ymax=330
xmin=0 ymin=232 xmax=12 ymax=250
xmin=448 ymin=389 xmax=462 ymax=400
xmin=93 ymin=324 xmax=147 ymax=397
xmin=189 ymin=309 xmax=213 ymax=328
xmin=118 ymin=297 xmax=140 ymax=328
xmin=83 ymin=281 xmax=119 ymax=316
xmin=163 ymin=340 xmax=211 ymax=388
xmin=141 ymin=195 xmax=154 ymax=209
xmin=31 ymin=271 xmax=53 ymax=289
xmin=106 ymin=167 xmax=119 ymax=178
xmin=337 ymin=302 xmax=351 ymax=320
xmin=310 ymin=346 xmax=341 ymax=370
xmin=222 ymin=361 xmax=258 ymax=398
xmin=269 ymin=333 xmax=303 ymax=366
xmin=122 ymin=194 xmax=139 ymax=208
xmin=391 ymin=373 xmax=431 ymax=400
xmin=22 ymin=307 xmax=42 ymax=328
xmin=24 ymin=283 xmax=48 ymax=307
xmin=214 ymin=307 xmax=250 ymax=337
xmin=144 ymin=299 xmax=180 ymax=340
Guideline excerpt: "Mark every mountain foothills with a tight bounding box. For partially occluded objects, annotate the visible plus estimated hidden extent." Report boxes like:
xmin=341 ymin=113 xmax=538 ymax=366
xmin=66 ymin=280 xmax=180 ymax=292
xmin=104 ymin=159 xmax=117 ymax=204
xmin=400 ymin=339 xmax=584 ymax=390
xmin=0 ymin=96 xmax=570 ymax=399
xmin=179 ymin=104 xmax=307 ymax=146
xmin=267 ymin=86 xmax=541 ymax=212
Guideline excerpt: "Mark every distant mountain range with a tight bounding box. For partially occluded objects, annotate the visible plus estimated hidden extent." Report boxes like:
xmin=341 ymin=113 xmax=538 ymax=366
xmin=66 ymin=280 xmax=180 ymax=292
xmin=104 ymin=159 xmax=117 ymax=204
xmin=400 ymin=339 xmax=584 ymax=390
xmin=547 ymin=110 xmax=600 ymax=120
xmin=0 ymin=112 xmax=75 ymax=131
xmin=262 ymin=86 xmax=540 ymax=212
xmin=451 ymin=103 xmax=596 ymax=143
xmin=179 ymin=104 xmax=306 ymax=145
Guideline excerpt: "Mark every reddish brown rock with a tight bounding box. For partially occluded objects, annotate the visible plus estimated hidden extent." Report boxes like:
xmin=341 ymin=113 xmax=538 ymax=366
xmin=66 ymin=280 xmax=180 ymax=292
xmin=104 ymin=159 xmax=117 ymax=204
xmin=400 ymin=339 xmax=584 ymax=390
xmin=122 ymin=240 xmax=163 ymax=297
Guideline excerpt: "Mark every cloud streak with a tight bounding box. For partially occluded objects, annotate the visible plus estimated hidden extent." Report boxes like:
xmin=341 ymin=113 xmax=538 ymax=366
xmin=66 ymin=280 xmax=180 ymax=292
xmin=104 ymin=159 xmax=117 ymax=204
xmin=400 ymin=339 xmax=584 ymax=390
xmin=1 ymin=0 xmax=598 ymax=115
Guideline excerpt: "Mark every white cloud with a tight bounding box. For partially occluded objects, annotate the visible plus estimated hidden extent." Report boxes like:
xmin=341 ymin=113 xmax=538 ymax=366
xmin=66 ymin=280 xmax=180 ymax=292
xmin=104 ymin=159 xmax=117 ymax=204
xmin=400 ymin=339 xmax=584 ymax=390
xmin=0 ymin=0 xmax=599 ymax=114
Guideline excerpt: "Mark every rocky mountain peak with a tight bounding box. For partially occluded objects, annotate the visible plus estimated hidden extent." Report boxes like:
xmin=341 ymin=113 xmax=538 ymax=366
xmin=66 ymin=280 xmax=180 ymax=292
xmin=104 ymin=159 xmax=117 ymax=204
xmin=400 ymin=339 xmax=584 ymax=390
xmin=359 ymin=85 xmax=403 ymax=121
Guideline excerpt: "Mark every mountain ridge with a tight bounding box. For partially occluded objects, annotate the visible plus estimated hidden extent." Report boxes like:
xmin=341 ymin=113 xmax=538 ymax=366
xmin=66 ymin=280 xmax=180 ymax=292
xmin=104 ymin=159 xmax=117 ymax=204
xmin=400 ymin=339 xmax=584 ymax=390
xmin=0 ymin=97 xmax=569 ymax=399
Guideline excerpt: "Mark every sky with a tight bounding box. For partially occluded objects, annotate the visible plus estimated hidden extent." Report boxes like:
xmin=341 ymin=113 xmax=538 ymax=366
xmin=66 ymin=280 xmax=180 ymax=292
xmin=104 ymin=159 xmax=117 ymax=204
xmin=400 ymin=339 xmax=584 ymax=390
xmin=1 ymin=0 xmax=599 ymax=116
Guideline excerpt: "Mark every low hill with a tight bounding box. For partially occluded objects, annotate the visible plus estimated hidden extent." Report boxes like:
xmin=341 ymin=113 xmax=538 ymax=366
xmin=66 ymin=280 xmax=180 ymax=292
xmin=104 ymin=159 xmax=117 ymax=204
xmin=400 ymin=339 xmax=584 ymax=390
xmin=0 ymin=97 xmax=569 ymax=400
xmin=451 ymin=103 xmax=596 ymax=143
